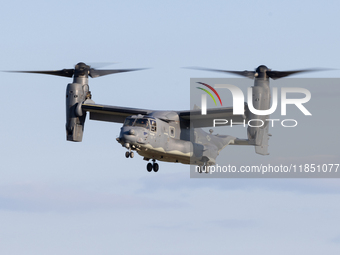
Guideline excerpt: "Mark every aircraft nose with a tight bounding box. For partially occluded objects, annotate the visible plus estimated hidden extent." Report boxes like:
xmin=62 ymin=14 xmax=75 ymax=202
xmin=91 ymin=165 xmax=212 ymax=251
xmin=118 ymin=127 xmax=148 ymax=146
xmin=122 ymin=134 xmax=137 ymax=144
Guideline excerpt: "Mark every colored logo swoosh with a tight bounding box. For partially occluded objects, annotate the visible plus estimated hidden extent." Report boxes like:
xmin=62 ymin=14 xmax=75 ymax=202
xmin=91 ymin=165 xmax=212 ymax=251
xmin=196 ymin=82 xmax=223 ymax=106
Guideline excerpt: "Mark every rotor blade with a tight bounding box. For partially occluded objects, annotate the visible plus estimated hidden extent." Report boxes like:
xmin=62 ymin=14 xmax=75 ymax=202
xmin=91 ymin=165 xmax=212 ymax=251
xmin=185 ymin=67 xmax=255 ymax=79
xmin=87 ymin=62 xmax=118 ymax=69
xmin=266 ymin=68 xmax=323 ymax=79
xmin=7 ymin=69 xmax=74 ymax=78
xmin=89 ymin=68 xmax=148 ymax=78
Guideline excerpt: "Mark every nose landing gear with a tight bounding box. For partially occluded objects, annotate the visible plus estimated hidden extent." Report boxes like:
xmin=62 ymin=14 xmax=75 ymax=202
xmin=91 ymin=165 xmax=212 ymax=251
xmin=147 ymin=159 xmax=159 ymax=172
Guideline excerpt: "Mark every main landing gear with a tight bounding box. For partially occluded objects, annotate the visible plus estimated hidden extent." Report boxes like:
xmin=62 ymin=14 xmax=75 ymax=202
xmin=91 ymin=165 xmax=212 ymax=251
xmin=198 ymin=162 xmax=209 ymax=174
xmin=125 ymin=150 xmax=134 ymax=158
xmin=147 ymin=159 xmax=159 ymax=172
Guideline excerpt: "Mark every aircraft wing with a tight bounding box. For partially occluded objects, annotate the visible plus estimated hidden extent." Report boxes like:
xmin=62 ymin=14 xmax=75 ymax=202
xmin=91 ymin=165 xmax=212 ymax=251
xmin=178 ymin=103 xmax=248 ymax=128
xmin=82 ymin=101 xmax=153 ymax=123
xmin=82 ymin=100 xmax=248 ymax=127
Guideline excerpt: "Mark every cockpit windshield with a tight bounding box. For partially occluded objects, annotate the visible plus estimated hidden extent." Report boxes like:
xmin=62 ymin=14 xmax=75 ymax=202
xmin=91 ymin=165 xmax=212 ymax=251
xmin=123 ymin=118 xmax=135 ymax=127
xmin=134 ymin=118 xmax=149 ymax=129
xmin=123 ymin=118 xmax=150 ymax=130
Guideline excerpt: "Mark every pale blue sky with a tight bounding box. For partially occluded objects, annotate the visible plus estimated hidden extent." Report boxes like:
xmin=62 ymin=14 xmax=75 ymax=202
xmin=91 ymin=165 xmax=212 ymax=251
xmin=1 ymin=0 xmax=340 ymax=254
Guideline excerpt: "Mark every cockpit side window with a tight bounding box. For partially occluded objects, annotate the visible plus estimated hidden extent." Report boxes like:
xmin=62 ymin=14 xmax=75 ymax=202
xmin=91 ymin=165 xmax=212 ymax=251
xmin=150 ymin=120 xmax=157 ymax=132
xmin=134 ymin=118 xmax=150 ymax=130
xmin=124 ymin=118 xmax=135 ymax=126
xmin=169 ymin=126 xmax=175 ymax=138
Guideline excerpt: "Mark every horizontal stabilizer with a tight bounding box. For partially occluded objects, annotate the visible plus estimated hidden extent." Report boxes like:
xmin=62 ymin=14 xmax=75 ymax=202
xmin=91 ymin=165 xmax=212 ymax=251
xmin=231 ymin=138 xmax=250 ymax=145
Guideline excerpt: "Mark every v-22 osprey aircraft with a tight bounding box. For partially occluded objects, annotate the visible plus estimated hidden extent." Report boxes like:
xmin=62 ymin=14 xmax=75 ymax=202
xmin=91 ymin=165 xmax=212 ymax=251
xmin=11 ymin=63 xmax=315 ymax=172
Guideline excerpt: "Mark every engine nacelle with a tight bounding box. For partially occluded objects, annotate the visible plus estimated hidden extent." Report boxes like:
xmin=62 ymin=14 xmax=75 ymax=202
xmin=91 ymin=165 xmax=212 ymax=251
xmin=66 ymin=82 xmax=87 ymax=142
xmin=247 ymin=80 xmax=271 ymax=155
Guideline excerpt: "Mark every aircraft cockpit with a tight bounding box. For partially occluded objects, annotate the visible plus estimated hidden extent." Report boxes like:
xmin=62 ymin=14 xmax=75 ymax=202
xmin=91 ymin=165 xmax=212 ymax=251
xmin=123 ymin=117 xmax=157 ymax=132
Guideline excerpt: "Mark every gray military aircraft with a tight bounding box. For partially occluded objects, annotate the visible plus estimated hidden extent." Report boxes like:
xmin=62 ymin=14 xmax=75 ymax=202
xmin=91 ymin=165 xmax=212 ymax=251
xmin=10 ymin=63 xmax=315 ymax=172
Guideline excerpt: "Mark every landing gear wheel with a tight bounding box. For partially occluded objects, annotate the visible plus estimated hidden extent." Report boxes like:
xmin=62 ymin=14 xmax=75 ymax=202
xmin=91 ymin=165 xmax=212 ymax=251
xmin=125 ymin=151 xmax=130 ymax=158
xmin=129 ymin=151 xmax=134 ymax=158
xmin=153 ymin=163 xmax=159 ymax=172
xmin=204 ymin=164 xmax=209 ymax=174
xmin=147 ymin=163 xmax=153 ymax=172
